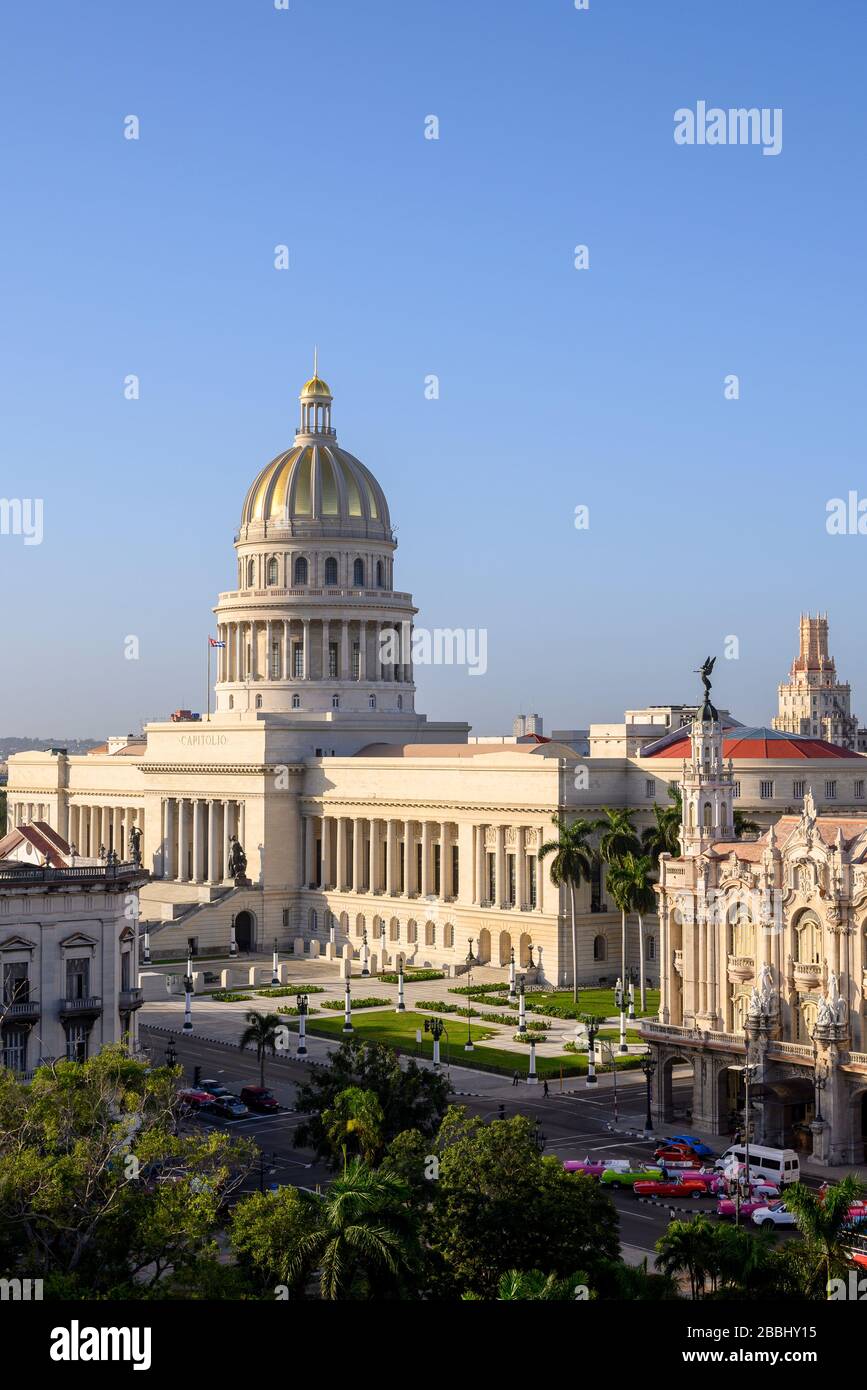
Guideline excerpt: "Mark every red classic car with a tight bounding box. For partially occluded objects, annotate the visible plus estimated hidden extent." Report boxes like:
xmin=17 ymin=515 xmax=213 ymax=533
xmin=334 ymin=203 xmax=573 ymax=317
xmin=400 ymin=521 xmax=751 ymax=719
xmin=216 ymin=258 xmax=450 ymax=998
xmin=633 ymin=1176 xmax=707 ymax=1199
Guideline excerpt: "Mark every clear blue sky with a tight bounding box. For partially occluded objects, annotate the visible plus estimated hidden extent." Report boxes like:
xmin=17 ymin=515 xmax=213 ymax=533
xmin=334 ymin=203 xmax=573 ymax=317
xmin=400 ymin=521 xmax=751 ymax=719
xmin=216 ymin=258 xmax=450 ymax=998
xmin=1 ymin=0 xmax=866 ymax=738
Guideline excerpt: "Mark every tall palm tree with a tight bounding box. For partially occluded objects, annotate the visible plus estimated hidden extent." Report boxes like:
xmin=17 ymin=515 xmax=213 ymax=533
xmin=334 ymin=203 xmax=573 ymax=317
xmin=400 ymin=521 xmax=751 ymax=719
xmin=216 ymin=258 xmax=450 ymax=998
xmin=462 ymin=1268 xmax=580 ymax=1300
xmin=322 ymin=1085 xmax=385 ymax=1170
xmin=239 ymin=1009 xmax=283 ymax=1088
xmin=289 ymin=1158 xmax=417 ymax=1299
xmin=604 ymin=858 xmax=635 ymax=1014
xmin=606 ymin=851 xmax=656 ymax=1011
xmin=655 ymin=1215 xmax=719 ymax=1299
xmin=539 ymin=816 xmax=597 ymax=1002
xmin=783 ymin=1176 xmax=865 ymax=1297
xmin=594 ymin=807 xmax=641 ymax=864
xmin=641 ymin=786 xmax=683 ymax=863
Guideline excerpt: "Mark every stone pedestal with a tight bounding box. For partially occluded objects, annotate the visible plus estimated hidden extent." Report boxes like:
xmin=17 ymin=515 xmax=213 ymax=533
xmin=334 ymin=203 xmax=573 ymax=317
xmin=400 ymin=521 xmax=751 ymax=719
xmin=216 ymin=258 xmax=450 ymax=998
xmin=810 ymin=1120 xmax=831 ymax=1166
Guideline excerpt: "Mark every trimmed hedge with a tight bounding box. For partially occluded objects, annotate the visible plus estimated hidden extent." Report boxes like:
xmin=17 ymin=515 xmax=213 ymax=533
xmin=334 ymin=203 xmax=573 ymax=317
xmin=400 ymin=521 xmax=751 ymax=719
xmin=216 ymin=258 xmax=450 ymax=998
xmin=380 ymin=969 xmax=445 ymax=983
xmin=321 ymin=997 xmax=388 ymax=1011
xmin=211 ymin=990 xmax=253 ymax=1002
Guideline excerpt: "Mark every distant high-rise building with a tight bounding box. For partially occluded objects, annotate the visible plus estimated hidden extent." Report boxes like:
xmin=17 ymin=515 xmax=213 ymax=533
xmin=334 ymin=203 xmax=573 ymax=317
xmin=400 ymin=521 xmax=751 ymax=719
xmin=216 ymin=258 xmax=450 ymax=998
xmin=513 ymin=713 xmax=543 ymax=738
xmin=772 ymin=613 xmax=867 ymax=751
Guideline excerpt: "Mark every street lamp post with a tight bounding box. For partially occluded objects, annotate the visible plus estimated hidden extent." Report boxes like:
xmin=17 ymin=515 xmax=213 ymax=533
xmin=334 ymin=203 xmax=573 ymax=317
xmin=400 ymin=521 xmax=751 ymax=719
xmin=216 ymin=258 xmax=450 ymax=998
xmin=594 ymin=1035 xmax=620 ymax=1129
xmin=342 ymin=977 xmax=353 ymax=1033
xmin=182 ymin=953 xmax=193 ymax=1033
xmin=639 ymin=1050 xmax=657 ymax=1138
xmin=271 ymin=937 xmax=280 ymax=987
xmin=581 ymin=1014 xmax=602 ymax=1086
xmin=397 ymin=959 xmax=406 ymax=1012
xmin=464 ymin=939 xmax=477 ymax=1052
xmin=296 ymin=993 xmax=308 ymax=1057
xmin=508 ymin=946 xmax=517 ymax=1003
xmin=142 ymin=920 xmax=151 ymax=966
xmin=424 ymin=1015 xmax=446 ymax=1068
xmin=361 ymin=927 xmax=370 ymax=978
xmin=517 ymin=975 xmax=527 ymax=1035
xmin=628 ymin=979 xmax=635 ymax=1022
xmin=615 ymin=977 xmax=628 ymax=1054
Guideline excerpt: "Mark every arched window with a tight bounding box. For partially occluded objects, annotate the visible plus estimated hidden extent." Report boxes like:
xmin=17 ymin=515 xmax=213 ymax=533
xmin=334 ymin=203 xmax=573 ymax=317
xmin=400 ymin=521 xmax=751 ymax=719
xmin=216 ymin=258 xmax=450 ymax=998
xmin=425 ymin=921 xmax=436 ymax=946
xmin=332 ymin=694 xmax=339 ymax=709
xmin=444 ymin=922 xmax=454 ymax=948
xmin=292 ymin=693 xmax=300 ymax=709
xmin=246 ymin=558 xmax=255 ymax=587
xmin=355 ymin=914 xmax=365 ymax=939
xmin=369 ymin=694 xmax=376 ymax=710
xmin=228 ymin=695 xmax=234 ymax=709
xmin=376 ymin=559 xmax=384 ymax=587
xmin=703 ymin=802 xmax=713 ymax=830
xmin=255 ymin=694 xmax=263 ymax=709
xmin=795 ymin=912 xmax=821 ymax=965
xmin=407 ymin=919 xmax=417 ymax=943
xmin=397 ymin=695 xmax=403 ymax=711
xmin=293 ymin=556 xmax=308 ymax=585
xmin=390 ymin=918 xmax=400 ymax=941
xmin=353 ymin=558 xmax=365 ymax=586
xmin=267 ymin=557 xmax=278 ymax=586
xmin=324 ymin=557 xmax=338 ymax=586
xmin=593 ymin=934 xmax=606 ymax=961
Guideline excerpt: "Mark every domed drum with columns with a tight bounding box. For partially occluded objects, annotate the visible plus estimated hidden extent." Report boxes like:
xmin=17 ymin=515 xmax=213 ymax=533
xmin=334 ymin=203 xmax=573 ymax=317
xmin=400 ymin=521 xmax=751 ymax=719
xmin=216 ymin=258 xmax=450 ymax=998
xmin=213 ymin=369 xmax=417 ymax=717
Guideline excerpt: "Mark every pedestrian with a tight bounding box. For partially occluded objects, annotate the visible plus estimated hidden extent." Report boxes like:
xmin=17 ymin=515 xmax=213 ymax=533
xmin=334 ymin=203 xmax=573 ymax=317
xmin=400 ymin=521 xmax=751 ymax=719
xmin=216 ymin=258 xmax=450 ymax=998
xmin=543 ymin=1079 xmax=549 ymax=1098
xmin=512 ymin=1069 xmax=519 ymax=1087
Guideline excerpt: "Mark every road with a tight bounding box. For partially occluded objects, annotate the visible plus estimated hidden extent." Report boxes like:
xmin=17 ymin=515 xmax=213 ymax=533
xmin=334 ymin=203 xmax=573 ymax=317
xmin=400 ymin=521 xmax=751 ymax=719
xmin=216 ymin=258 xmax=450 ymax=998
xmin=139 ymin=1024 xmax=786 ymax=1262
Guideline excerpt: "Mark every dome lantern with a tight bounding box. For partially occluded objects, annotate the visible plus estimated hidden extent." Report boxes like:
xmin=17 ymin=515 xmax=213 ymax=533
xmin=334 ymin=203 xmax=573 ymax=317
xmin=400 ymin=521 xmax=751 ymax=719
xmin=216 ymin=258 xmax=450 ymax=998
xmin=298 ymin=347 xmax=334 ymax=438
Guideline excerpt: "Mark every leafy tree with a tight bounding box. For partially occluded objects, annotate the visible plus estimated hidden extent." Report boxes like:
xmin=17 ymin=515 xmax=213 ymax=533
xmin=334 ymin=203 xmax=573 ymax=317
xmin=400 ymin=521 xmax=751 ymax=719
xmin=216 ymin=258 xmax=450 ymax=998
xmin=462 ymin=1267 xmax=587 ymax=1300
xmin=230 ymin=1185 xmax=321 ymax=1297
xmin=238 ymin=1010 xmax=283 ymax=1088
xmin=0 ymin=1049 xmax=253 ymax=1298
xmin=322 ymin=1086 xmax=385 ymax=1169
xmin=783 ymin=1177 xmax=865 ymax=1297
xmin=538 ymin=815 xmax=597 ymax=1001
xmin=288 ymin=1159 xmax=420 ymax=1299
xmin=423 ymin=1109 xmax=619 ymax=1299
xmin=294 ymin=1039 xmax=450 ymax=1166
xmin=734 ymin=808 xmax=761 ymax=838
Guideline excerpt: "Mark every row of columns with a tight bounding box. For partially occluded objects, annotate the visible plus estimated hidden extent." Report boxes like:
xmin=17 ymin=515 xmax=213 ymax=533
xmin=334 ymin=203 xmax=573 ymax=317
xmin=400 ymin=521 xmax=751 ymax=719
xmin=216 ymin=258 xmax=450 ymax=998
xmin=161 ymin=798 xmax=245 ymax=885
xmin=216 ymin=618 xmax=412 ymax=684
xmin=303 ymin=815 xmax=457 ymax=898
xmin=11 ymin=800 xmax=52 ymax=827
xmin=70 ymin=804 xmax=141 ymax=860
xmin=472 ymin=824 xmax=543 ymax=910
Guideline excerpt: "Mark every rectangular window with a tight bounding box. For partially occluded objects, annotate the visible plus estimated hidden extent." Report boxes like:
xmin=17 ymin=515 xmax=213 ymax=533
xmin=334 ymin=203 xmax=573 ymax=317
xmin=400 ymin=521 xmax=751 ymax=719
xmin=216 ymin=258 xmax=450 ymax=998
xmin=825 ymin=780 xmax=837 ymax=801
xmin=732 ymin=781 xmax=741 ymax=798
xmin=451 ymin=844 xmax=459 ymax=896
xmin=328 ymin=643 xmax=338 ymax=679
xmin=2 ymin=1026 xmax=27 ymax=1073
xmin=2 ymin=962 xmax=28 ymax=1004
xmin=508 ymin=855 xmax=516 ymax=905
xmin=292 ymin=644 xmax=303 ymax=678
xmin=486 ymin=852 xmax=496 ymax=904
xmin=528 ymin=857 xmax=537 ymax=908
xmin=759 ymin=780 xmax=774 ymax=800
xmin=647 ymin=935 xmax=655 ymax=961
xmin=399 ymin=842 xmax=405 ymax=894
xmin=352 ymin=642 xmax=360 ymax=680
xmin=645 ymin=779 xmax=655 ymax=798
xmin=270 ymin=641 xmax=280 ymax=679
xmin=121 ymin=953 xmax=131 ymax=991
xmin=66 ymin=957 xmax=89 ymax=1001
xmin=416 ymin=842 xmax=422 ymax=891
xmin=855 ymin=780 xmax=865 ymax=800
xmin=793 ymin=779 xmax=806 ymax=800
xmin=433 ymin=843 xmax=441 ymax=896
xmin=65 ymin=1022 xmax=88 ymax=1063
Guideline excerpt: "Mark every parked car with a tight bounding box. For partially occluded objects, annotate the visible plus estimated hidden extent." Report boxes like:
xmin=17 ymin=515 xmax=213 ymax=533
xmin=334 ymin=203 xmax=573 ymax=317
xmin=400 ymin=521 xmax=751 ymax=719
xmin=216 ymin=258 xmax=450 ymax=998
xmin=751 ymin=1200 xmax=796 ymax=1230
xmin=674 ymin=1169 xmax=727 ymax=1194
xmin=563 ymin=1158 xmax=629 ymax=1178
xmin=668 ymin=1135 xmax=715 ymax=1158
xmin=717 ymin=1195 xmax=773 ymax=1221
xmin=633 ymin=1176 xmax=706 ymax=1199
xmin=599 ymin=1165 xmax=663 ymax=1188
xmin=654 ymin=1147 xmax=703 ymax=1169
xmin=177 ymin=1088 xmax=217 ymax=1110
xmin=199 ymin=1079 xmax=233 ymax=1100
xmin=654 ymin=1141 xmax=701 ymax=1161
xmin=207 ymin=1096 xmax=250 ymax=1120
xmin=239 ymin=1086 xmax=280 ymax=1113
xmin=819 ymin=1184 xmax=867 ymax=1222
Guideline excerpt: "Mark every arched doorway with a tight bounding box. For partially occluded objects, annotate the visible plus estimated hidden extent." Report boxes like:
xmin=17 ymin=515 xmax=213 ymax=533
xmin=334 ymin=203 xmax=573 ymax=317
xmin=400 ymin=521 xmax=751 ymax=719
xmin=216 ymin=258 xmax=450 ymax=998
xmin=235 ymin=911 xmax=254 ymax=952
xmin=477 ymin=928 xmax=491 ymax=964
xmin=660 ymin=1053 xmax=696 ymax=1125
xmin=519 ymin=932 xmax=532 ymax=967
xmin=498 ymin=930 xmax=512 ymax=966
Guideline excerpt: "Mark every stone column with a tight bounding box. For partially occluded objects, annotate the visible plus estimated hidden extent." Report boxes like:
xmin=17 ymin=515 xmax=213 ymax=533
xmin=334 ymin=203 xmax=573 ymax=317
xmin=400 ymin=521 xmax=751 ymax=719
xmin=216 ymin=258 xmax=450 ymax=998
xmin=176 ymin=800 xmax=188 ymax=882
xmin=386 ymin=819 xmax=397 ymax=895
xmin=474 ymin=826 xmax=484 ymax=904
xmin=239 ymin=802 xmax=246 ymax=851
xmin=359 ymin=620 xmax=367 ymax=680
xmin=404 ymin=819 xmax=414 ymax=895
xmin=191 ymin=800 xmax=204 ymax=883
xmin=337 ymin=817 xmax=348 ymax=890
xmin=517 ymin=827 xmax=527 ymax=908
xmin=369 ymin=819 xmax=379 ymax=894
xmin=495 ymin=826 xmax=506 ymax=908
xmin=111 ymin=807 xmax=121 ymax=856
xmin=302 ymin=618 xmax=310 ymax=679
xmin=206 ymin=801 xmax=218 ymax=883
xmin=353 ymin=818 xmax=365 ymax=891
xmin=322 ymin=816 xmax=333 ymax=888
xmin=163 ymin=800 xmax=175 ymax=879
xmin=440 ymin=821 xmax=450 ymax=899
xmin=421 ymin=821 xmax=432 ymax=896
xmin=322 ymin=618 xmax=330 ymax=680
xmin=341 ymin=620 xmax=350 ymax=679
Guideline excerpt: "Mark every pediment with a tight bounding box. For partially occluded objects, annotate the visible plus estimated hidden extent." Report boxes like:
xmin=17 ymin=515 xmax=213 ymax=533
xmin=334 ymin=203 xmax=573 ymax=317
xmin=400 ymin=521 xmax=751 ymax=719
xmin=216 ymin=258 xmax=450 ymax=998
xmin=58 ymin=931 xmax=98 ymax=950
xmin=0 ymin=934 xmax=37 ymax=952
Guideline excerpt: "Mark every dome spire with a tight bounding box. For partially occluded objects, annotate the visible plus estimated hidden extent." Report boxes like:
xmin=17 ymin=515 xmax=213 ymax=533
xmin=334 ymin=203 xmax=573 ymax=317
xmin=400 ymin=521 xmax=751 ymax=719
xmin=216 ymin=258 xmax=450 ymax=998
xmin=298 ymin=354 xmax=334 ymax=438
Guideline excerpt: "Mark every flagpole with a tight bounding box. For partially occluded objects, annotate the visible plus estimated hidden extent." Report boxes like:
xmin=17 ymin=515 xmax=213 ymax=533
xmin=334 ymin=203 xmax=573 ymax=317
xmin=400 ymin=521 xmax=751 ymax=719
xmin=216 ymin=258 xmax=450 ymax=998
xmin=206 ymin=639 xmax=211 ymax=722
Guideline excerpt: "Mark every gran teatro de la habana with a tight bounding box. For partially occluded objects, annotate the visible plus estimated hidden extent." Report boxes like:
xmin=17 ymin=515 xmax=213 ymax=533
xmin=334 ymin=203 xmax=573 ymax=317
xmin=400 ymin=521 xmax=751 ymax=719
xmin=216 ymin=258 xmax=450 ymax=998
xmin=7 ymin=370 xmax=867 ymax=1163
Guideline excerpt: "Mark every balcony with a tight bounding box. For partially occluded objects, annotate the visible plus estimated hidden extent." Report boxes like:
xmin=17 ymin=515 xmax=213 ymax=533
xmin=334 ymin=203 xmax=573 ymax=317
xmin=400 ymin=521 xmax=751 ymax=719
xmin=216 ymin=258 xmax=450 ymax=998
xmin=793 ymin=961 xmax=823 ymax=992
xmin=59 ymin=996 xmax=102 ymax=1019
xmin=727 ymin=955 xmax=755 ymax=983
xmin=118 ymin=987 xmax=144 ymax=1012
xmin=2 ymin=998 xmax=40 ymax=1025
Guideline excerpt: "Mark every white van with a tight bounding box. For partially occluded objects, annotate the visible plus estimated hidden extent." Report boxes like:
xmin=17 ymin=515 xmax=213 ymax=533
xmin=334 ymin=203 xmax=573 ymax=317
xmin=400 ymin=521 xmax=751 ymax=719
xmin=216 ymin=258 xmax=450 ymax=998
xmin=715 ymin=1145 xmax=800 ymax=1186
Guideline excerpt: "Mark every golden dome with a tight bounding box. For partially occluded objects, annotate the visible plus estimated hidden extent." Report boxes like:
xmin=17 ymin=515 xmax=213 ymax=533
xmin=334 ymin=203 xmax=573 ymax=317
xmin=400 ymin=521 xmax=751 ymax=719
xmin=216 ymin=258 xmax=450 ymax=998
xmin=300 ymin=375 xmax=332 ymax=399
xmin=240 ymin=442 xmax=391 ymax=539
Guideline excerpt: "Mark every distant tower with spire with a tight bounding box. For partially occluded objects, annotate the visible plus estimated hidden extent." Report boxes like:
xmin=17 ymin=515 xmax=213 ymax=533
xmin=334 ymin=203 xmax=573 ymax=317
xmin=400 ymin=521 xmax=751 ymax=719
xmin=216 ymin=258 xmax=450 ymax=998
xmin=772 ymin=613 xmax=864 ymax=750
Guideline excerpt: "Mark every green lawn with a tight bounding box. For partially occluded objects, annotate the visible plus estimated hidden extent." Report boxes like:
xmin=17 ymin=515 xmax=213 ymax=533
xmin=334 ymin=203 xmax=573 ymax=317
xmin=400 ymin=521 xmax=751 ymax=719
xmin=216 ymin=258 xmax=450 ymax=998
xmin=527 ymin=988 xmax=660 ymax=1020
xmin=304 ymin=1008 xmax=644 ymax=1079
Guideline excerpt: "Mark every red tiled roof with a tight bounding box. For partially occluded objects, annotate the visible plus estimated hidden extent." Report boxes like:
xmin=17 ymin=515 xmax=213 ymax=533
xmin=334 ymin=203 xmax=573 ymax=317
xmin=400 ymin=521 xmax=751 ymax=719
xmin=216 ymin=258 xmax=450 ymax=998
xmin=647 ymin=727 xmax=863 ymax=761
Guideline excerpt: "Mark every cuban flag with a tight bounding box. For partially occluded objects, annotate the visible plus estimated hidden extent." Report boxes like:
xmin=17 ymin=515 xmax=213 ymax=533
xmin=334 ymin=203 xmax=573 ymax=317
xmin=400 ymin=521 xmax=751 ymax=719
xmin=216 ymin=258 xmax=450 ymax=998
xmin=209 ymin=636 xmax=226 ymax=648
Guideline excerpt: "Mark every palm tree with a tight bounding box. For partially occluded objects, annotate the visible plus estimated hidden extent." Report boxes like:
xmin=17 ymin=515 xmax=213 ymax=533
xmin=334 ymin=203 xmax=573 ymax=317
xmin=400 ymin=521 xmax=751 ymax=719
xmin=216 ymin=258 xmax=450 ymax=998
xmin=655 ymin=1215 xmax=719 ymax=1299
xmin=783 ymin=1176 xmax=865 ymax=1297
xmin=734 ymin=808 xmax=761 ymax=839
xmin=641 ymin=786 xmax=683 ymax=863
xmin=322 ymin=1086 xmax=385 ymax=1170
xmin=594 ymin=806 xmax=641 ymax=864
xmin=604 ymin=857 xmax=635 ymax=1016
xmin=289 ymin=1158 xmax=417 ymax=1299
xmin=239 ymin=1009 xmax=283 ymax=1088
xmin=606 ymin=851 xmax=656 ymax=1012
xmin=462 ymin=1268 xmax=581 ymax=1300
xmin=539 ymin=816 xmax=597 ymax=1002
